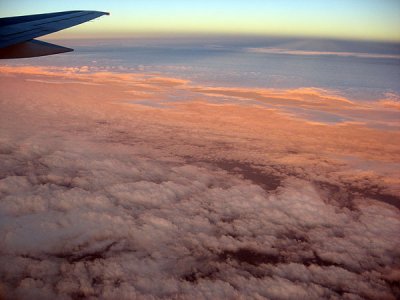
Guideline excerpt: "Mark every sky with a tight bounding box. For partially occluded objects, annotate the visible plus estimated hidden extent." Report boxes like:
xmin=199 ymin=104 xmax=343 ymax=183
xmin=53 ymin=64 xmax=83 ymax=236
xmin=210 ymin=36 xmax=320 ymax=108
xmin=1 ymin=0 xmax=400 ymax=41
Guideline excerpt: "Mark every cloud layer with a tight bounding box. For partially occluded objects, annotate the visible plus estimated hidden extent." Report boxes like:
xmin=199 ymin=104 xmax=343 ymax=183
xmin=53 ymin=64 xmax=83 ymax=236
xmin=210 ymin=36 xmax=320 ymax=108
xmin=247 ymin=47 xmax=400 ymax=60
xmin=0 ymin=66 xmax=399 ymax=299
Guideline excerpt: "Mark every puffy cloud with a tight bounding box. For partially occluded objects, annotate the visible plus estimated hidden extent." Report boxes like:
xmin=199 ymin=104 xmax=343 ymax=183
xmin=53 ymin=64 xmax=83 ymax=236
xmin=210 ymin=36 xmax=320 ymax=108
xmin=0 ymin=66 xmax=399 ymax=299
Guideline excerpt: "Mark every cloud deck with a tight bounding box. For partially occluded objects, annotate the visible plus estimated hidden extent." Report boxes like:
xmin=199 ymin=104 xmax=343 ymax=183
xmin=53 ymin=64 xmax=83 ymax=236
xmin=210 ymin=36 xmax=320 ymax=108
xmin=0 ymin=66 xmax=399 ymax=299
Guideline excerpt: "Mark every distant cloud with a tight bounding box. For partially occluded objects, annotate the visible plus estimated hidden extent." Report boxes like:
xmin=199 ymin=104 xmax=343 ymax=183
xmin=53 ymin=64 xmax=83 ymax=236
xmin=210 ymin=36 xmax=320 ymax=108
xmin=188 ymin=86 xmax=400 ymax=129
xmin=3 ymin=65 xmax=399 ymax=129
xmin=247 ymin=47 xmax=400 ymax=60
xmin=379 ymin=93 xmax=400 ymax=110
xmin=0 ymin=66 xmax=399 ymax=299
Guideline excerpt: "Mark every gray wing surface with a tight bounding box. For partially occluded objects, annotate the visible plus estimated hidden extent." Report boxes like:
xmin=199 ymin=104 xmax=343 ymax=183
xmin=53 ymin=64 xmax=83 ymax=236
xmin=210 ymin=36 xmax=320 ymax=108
xmin=0 ymin=10 xmax=109 ymax=59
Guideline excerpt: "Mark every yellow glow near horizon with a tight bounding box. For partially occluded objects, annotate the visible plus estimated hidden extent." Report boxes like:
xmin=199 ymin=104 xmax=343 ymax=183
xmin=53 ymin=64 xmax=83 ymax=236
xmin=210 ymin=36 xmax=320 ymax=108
xmin=48 ymin=9 xmax=400 ymax=42
xmin=2 ymin=0 xmax=400 ymax=42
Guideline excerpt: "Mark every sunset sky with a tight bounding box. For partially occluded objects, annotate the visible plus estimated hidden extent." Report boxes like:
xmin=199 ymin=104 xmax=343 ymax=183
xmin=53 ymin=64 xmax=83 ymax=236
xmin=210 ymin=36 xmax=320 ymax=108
xmin=1 ymin=0 xmax=400 ymax=41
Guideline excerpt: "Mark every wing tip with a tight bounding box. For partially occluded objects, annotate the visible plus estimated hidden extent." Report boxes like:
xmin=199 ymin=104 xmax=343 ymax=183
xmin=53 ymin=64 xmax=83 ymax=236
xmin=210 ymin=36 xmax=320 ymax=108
xmin=92 ymin=11 xmax=110 ymax=16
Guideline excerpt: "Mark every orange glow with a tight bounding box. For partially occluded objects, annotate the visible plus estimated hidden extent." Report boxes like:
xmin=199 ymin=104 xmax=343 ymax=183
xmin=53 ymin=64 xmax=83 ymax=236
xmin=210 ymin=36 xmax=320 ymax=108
xmin=1 ymin=65 xmax=399 ymax=167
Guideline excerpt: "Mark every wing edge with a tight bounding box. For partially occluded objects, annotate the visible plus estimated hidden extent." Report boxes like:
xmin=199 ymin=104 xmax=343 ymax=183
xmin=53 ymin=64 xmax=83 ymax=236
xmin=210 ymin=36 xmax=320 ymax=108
xmin=0 ymin=39 xmax=73 ymax=59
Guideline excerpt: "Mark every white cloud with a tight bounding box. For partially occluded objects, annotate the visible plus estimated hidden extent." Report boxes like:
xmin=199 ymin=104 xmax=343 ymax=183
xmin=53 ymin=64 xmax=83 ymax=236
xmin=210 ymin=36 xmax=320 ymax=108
xmin=0 ymin=67 xmax=399 ymax=299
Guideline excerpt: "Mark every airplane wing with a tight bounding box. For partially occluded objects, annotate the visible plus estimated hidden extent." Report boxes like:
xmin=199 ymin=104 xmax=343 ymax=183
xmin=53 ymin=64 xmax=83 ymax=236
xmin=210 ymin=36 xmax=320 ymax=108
xmin=0 ymin=10 xmax=109 ymax=59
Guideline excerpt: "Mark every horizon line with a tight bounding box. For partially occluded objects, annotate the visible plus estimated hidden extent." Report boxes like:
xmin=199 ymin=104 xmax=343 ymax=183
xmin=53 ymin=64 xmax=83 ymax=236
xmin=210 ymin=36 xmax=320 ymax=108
xmin=43 ymin=32 xmax=400 ymax=44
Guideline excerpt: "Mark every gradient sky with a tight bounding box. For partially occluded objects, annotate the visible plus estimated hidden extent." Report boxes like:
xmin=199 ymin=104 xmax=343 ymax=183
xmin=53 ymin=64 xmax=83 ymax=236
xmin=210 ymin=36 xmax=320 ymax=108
xmin=1 ymin=0 xmax=400 ymax=41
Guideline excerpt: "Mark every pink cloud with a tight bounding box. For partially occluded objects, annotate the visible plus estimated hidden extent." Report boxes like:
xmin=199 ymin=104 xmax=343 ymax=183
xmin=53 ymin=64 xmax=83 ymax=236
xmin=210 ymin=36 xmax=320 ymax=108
xmin=0 ymin=64 xmax=399 ymax=299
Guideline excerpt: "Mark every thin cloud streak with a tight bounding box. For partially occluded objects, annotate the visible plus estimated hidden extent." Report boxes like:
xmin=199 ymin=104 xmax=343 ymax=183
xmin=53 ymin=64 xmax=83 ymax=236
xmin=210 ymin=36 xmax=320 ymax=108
xmin=247 ymin=47 xmax=400 ymax=59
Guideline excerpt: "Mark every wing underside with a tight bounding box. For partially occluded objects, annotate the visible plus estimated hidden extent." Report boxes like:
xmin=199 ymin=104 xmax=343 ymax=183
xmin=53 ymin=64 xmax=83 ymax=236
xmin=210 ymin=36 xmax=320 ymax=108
xmin=0 ymin=39 xmax=73 ymax=59
xmin=0 ymin=10 xmax=108 ymax=59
